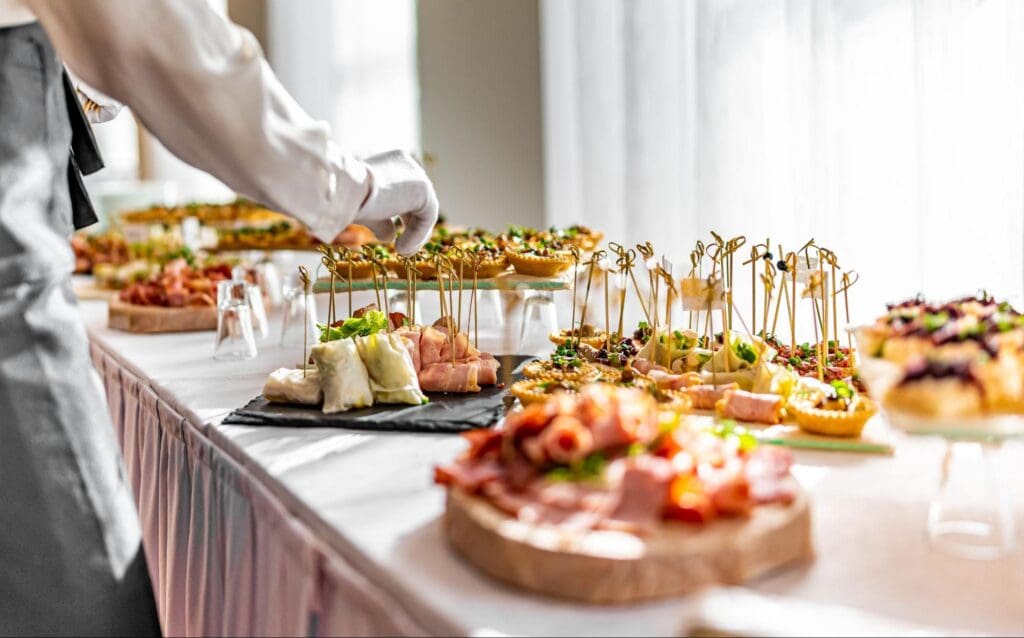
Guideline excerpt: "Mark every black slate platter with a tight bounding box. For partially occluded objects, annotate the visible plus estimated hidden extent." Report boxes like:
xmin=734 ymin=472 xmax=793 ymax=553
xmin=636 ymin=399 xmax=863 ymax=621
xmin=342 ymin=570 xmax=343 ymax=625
xmin=222 ymin=355 xmax=536 ymax=433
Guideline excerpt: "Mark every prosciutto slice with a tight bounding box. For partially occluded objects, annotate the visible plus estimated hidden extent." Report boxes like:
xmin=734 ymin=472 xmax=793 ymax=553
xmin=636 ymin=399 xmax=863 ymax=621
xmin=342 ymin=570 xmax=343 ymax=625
xmin=716 ymin=389 xmax=783 ymax=424
xmin=395 ymin=326 xmax=422 ymax=371
xmin=419 ymin=361 xmax=481 ymax=393
xmin=604 ymin=456 xmax=674 ymax=531
xmin=684 ymin=383 xmax=739 ymax=410
xmin=419 ymin=326 xmax=448 ymax=367
xmin=468 ymin=353 xmax=500 ymax=386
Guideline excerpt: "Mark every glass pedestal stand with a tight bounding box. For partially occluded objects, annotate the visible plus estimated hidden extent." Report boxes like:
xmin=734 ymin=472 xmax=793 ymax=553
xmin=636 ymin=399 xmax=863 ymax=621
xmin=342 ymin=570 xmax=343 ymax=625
xmin=926 ymin=438 xmax=1015 ymax=560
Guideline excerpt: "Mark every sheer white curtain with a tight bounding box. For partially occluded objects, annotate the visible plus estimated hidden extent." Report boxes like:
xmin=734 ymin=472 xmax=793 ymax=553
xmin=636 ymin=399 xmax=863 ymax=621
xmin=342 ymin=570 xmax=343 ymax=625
xmin=267 ymin=0 xmax=420 ymax=156
xmin=542 ymin=0 xmax=1024 ymax=324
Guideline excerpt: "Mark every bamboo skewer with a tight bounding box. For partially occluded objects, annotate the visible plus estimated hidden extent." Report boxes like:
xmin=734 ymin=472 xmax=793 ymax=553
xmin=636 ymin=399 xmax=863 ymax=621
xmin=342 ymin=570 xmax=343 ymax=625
xmin=298 ymin=265 xmax=311 ymax=375
xmin=576 ymin=253 xmax=600 ymax=350
xmin=569 ymin=246 xmax=581 ymax=343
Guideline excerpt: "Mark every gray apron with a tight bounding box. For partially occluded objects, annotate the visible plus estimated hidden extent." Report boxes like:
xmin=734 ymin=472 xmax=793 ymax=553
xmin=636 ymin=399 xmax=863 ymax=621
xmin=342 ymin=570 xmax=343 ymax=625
xmin=0 ymin=22 xmax=159 ymax=636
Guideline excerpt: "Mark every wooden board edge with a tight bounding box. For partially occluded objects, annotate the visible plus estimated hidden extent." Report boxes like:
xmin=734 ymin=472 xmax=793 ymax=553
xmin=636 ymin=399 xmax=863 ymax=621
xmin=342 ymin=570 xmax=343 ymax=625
xmin=443 ymin=485 xmax=812 ymax=604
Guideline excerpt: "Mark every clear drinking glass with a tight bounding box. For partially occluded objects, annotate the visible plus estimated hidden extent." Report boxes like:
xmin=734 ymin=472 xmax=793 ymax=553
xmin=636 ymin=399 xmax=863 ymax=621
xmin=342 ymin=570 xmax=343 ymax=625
xmin=518 ymin=289 xmax=559 ymax=355
xmin=232 ymin=265 xmax=269 ymax=339
xmin=215 ymin=280 xmax=258 ymax=360
xmin=280 ymin=272 xmax=319 ymax=348
xmin=255 ymin=259 xmax=283 ymax=308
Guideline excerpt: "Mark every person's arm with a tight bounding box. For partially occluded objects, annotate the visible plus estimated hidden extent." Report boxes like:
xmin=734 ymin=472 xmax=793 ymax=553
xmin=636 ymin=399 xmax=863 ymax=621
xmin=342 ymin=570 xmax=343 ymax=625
xmin=27 ymin=0 xmax=436 ymax=252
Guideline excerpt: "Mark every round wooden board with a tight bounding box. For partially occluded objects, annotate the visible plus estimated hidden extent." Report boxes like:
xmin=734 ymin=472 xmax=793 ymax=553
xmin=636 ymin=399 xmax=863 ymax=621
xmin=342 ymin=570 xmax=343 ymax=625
xmin=108 ymin=298 xmax=218 ymax=334
xmin=444 ymin=481 xmax=813 ymax=604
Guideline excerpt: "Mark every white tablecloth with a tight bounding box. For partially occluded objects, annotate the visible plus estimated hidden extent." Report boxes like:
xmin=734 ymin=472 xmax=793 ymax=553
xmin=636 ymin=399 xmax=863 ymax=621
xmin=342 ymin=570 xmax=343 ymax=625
xmin=80 ymin=292 xmax=1024 ymax=636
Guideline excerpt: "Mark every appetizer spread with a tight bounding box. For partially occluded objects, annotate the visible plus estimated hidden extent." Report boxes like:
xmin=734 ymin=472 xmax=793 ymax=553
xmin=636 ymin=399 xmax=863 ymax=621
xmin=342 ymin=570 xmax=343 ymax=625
xmin=523 ymin=234 xmax=876 ymax=440
xmin=117 ymin=198 xmax=372 ymax=251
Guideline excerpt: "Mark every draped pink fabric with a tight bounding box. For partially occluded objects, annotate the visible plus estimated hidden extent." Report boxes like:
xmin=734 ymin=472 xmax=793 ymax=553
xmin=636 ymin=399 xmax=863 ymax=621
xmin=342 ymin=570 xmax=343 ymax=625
xmin=88 ymin=341 xmax=429 ymax=637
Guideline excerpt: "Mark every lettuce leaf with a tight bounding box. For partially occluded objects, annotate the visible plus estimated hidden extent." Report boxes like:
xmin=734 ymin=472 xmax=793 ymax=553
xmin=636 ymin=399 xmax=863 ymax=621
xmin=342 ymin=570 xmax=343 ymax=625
xmin=318 ymin=310 xmax=388 ymax=342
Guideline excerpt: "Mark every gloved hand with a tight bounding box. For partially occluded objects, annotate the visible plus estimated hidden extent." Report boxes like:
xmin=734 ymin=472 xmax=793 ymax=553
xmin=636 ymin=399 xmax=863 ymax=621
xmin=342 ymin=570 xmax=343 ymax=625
xmin=355 ymin=150 xmax=439 ymax=255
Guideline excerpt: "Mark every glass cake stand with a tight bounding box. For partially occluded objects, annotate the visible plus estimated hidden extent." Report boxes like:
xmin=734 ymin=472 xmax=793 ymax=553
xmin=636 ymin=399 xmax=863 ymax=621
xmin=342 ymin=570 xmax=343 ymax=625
xmin=857 ymin=355 xmax=1022 ymax=559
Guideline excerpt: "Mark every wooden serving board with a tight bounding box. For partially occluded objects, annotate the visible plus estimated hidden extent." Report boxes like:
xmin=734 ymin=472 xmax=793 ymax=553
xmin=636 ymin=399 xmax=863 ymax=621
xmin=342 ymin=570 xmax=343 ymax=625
xmin=108 ymin=298 xmax=218 ymax=333
xmin=444 ymin=481 xmax=812 ymax=604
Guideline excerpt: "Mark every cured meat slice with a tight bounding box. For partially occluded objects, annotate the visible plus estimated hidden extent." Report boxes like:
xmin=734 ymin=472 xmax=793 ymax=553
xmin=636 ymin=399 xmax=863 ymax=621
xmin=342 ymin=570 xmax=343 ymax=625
xmin=604 ymin=456 xmax=674 ymax=531
xmin=716 ymin=389 xmax=783 ymax=424
xmin=684 ymin=383 xmax=739 ymax=410
xmin=419 ymin=326 xmax=448 ymax=367
xmin=395 ymin=327 xmax=422 ymax=371
xmin=419 ymin=361 xmax=481 ymax=393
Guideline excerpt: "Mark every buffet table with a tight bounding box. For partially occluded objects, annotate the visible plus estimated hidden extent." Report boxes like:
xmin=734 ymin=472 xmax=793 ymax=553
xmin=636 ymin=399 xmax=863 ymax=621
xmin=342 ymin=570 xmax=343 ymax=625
xmin=78 ymin=292 xmax=1024 ymax=636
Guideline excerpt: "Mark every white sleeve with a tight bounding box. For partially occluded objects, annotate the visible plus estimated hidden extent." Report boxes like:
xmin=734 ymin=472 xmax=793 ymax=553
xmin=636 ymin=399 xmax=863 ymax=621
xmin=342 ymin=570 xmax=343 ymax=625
xmin=27 ymin=0 xmax=370 ymax=241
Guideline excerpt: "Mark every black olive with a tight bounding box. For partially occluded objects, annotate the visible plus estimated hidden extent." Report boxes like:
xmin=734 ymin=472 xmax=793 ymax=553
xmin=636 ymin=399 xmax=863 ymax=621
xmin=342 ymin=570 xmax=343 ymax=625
xmin=776 ymin=260 xmax=788 ymax=271
xmin=763 ymin=252 xmax=773 ymax=261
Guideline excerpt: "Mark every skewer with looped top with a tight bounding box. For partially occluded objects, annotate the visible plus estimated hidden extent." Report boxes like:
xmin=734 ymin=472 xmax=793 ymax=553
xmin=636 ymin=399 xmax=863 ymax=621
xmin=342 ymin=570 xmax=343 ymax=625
xmin=657 ymin=264 xmax=676 ymax=368
xmin=401 ymin=255 xmax=421 ymax=326
xmin=821 ymin=248 xmax=841 ymax=357
xmin=465 ymin=250 xmax=486 ymax=349
xmin=608 ymin=243 xmax=650 ymax=338
xmin=575 ymin=249 xmax=605 ymax=351
xmin=836 ymin=270 xmax=860 ymax=350
xmin=447 ymin=245 xmax=465 ymax=335
xmin=335 ymin=246 xmax=356 ymax=320
xmin=362 ymin=245 xmax=388 ymax=322
xmin=636 ymin=241 xmax=657 ymax=335
xmin=741 ymin=240 xmax=771 ymax=337
xmin=812 ymin=246 xmax=837 ymax=373
xmin=760 ymin=259 xmax=777 ymax=339
xmin=782 ymin=251 xmax=799 ymax=352
xmin=431 ymin=253 xmax=459 ymax=366
xmin=687 ymin=241 xmax=706 ymax=330
xmin=606 ymin=240 xmax=647 ymax=331
xmin=723 ymin=234 xmax=747 ymax=330
xmin=297 ymin=265 xmax=311 ymax=376
xmin=567 ymin=245 xmax=582 ymax=344
xmin=317 ymin=245 xmax=337 ymax=330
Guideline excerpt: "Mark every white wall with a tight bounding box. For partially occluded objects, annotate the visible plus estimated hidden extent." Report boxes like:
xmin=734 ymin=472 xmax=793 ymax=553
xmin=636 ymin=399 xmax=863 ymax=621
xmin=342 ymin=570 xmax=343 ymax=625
xmin=417 ymin=0 xmax=546 ymax=231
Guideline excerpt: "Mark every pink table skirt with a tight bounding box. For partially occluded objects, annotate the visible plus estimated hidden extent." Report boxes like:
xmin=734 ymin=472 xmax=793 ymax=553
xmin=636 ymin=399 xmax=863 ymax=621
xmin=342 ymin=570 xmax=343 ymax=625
xmin=89 ymin=340 xmax=428 ymax=637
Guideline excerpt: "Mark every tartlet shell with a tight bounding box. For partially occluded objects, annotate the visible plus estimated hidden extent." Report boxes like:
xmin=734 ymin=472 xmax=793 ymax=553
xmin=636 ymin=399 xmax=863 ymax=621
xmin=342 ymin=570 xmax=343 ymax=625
xmin=509 ymin=379 xmax=579 ymax=405
xmin=523 ymin=360 xmax=601 ymax=382
xmin=788 ymin=398 xmax=877 ymax=437
xmin=507 ymin=251 xmax=572 ymax=277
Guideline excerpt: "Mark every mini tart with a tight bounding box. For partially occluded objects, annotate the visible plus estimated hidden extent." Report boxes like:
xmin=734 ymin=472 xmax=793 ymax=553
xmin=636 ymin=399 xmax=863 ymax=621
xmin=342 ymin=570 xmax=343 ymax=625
xmin=565 ymin=230 xmax=604 ymax=251
xmin=509 ymin=379 xmax=579 ymax=405
xmin=522 ymin=360 xmax=601 ymax=382
xmin=507 ymin=250 xmax=572 ymax=277
xmin=333 ymin=260 xmax=376 ymax=280
xmin=548 ymin=330 xmax=609 ymax=349
xmin=388 ymin=259 xmax=438 ymax=280
xmin=461 ymin=255 xmax=508 ymax=279
xmin=788 ymin=396 xmax=877 ymax=437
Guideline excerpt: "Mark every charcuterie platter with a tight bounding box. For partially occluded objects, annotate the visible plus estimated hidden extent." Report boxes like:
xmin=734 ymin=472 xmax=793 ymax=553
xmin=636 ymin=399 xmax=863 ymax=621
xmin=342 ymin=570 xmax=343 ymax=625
xmin=436 ymin=385 xmax=813 ymax=602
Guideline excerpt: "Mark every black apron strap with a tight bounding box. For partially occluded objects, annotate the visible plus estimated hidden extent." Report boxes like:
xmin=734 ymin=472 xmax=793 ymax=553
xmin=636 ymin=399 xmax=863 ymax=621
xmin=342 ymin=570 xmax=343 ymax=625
xmin=61 ymin=69 xmax=103 ymax=229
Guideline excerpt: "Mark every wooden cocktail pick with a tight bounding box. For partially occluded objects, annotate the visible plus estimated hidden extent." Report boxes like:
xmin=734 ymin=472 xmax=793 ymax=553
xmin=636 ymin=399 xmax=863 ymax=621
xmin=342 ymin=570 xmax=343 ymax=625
xmin=318 ymin=245 xmax=337 ymax=330
xmin=298 ymin=265 xmax=311 ymax=376
xmin=837 ymin=270 xmax=860 ymax=351
xmin=576 ymin=250 xmax=603 ymax=350
xmin=568 ymin=245 xmax=582 ymax=343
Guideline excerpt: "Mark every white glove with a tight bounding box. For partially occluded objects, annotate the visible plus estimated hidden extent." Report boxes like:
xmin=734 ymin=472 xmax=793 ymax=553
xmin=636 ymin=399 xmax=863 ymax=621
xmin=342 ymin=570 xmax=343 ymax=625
xmin=356 ymin=150 xmax=439 ymax=255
